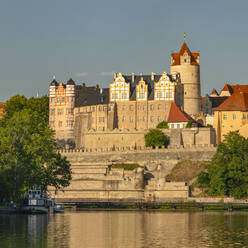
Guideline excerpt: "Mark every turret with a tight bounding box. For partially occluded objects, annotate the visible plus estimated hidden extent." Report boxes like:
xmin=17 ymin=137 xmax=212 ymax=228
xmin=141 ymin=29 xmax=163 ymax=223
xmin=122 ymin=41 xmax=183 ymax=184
xmin=65 ymin=75 xmax=76 ymax=130
xmin=170 ymin=40 xmax=201 ymax=115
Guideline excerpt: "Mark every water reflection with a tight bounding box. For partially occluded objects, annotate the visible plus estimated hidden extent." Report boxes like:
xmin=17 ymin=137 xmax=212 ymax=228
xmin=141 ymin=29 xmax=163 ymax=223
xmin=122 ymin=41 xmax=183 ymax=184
xmin=1 ymin=211 xmax=248 ymax=247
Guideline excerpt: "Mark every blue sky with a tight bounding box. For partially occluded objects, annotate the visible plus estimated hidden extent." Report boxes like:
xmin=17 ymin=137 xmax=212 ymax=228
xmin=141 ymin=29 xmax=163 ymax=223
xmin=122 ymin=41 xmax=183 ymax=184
xmin=1 ymin=0 xmax=248 ymax=101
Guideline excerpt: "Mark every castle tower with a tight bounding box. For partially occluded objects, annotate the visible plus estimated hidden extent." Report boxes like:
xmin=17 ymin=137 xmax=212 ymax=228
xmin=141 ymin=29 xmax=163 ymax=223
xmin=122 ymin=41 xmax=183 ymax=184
xmin=170 ymin=40 xmax=201 ymax=115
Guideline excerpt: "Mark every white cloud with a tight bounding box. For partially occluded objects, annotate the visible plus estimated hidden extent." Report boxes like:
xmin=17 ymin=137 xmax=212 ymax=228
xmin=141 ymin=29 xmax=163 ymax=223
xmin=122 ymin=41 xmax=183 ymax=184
xmin=99 ymin=71 xmax=114 ymax=76
xmin=75 ymin=72 xmax=88 ymax=78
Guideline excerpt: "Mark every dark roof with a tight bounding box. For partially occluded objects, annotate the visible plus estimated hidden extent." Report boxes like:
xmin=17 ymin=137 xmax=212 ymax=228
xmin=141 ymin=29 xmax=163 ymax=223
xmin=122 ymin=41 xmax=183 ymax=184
xmin=203 ymin=96 xmax=228 ymax=109
xmin=50 ymin=79 xmax=58 ymax=86
xmin=67 ymin=78 xmax=75 ymax=85
xmin=75 ymin=86 xmax=109 ymax=107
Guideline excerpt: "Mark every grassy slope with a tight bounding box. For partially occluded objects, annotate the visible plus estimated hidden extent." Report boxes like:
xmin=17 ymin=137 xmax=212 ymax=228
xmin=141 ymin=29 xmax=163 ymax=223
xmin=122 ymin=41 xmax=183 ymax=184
xmin=166 ymin=160 xmax=209 ymax=182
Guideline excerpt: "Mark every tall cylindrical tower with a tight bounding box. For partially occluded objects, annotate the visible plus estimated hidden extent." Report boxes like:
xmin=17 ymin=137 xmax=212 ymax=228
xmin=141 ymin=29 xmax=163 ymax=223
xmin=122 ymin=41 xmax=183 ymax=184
xmin=170 ymin=42 xmax=201 ymax=115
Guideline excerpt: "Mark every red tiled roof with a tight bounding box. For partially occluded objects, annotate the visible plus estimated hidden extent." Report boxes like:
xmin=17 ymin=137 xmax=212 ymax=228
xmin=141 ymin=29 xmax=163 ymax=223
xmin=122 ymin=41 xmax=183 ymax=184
xmin=171 ymin=42 xmax=199 ymax=66
xmin=221 ymin=84 xmax=233 ymax=94
xmin=167 ymin=103 xmax=194 ymax=123
xmin=215 ymin=87 xmax=248 ymax=111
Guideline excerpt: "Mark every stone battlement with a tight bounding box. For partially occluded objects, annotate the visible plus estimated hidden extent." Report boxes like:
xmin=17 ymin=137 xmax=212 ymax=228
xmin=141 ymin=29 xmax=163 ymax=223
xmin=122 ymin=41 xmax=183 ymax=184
xmin=59 ymin=144 xmax=216 ymax=155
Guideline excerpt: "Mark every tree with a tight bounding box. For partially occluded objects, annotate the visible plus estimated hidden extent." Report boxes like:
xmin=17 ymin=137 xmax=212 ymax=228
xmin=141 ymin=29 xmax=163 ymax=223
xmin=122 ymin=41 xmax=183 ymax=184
xmin=1 ymin=95 xmax=49 ymax=126
xmin=197 ymin=131 xmax=248 ymax=199
xmin=0 ymin=96 xmax=71 ymax=203
xmin=156 ymin=121 xmax=169 ymax=129
xmin=144 ymin=129 xmax=169 ymax=148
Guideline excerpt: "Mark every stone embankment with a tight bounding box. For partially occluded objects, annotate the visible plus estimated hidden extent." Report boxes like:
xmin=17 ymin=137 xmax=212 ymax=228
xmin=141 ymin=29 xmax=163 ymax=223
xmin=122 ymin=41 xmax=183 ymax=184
xmin=50 ymin=147 xmax=216 ymax=203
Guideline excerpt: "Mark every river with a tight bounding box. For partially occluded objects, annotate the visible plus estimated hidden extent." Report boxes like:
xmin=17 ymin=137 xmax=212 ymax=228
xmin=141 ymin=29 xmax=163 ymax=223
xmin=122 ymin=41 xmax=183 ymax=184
xmin=1 ymin=211 xmax=248 ymax=247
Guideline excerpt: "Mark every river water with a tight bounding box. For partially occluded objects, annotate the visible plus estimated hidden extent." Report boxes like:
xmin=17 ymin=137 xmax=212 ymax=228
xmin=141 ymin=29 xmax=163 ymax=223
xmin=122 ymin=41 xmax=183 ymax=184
xmin=1 ymin=211 xmax=248 ymax=248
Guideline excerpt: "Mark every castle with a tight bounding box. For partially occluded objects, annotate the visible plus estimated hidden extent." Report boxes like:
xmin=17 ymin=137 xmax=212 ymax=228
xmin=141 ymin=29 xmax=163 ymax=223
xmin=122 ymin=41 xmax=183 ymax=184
xmin=49 ymin=40 xmax=202 ymax=148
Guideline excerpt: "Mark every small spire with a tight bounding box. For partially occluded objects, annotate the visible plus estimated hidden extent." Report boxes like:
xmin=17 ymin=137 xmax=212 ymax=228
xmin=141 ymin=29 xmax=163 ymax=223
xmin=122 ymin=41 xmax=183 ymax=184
xmin=70 ymin=72 xmax=72 ymax=79
xmin=53 ymin=75 xmax=56 ymax=80
xmin=184 ymin=32 xmax=186 ymax=41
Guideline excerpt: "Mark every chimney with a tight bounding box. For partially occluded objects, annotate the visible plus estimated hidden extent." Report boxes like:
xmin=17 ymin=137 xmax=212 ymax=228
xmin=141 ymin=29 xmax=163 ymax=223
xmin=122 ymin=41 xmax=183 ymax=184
xmin=131 ymin=72 xmax=135 ymax=83
xmin=151 ymin=72 xmax=155 ymax=81
xmin=100 ymin=88 xmax=103 ymax=94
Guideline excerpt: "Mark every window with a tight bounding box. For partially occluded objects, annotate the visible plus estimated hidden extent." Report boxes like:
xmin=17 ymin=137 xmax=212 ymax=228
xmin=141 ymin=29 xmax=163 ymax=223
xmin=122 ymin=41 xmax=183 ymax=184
xmin=130 ymin=105 xmax=134 ymax=111
xmin=66 ymin=109 xmax=72 ymax=114
xmin=50 ymin=109 xmax=55 ymax=115
xmin=122 ymin=105 xmax=126 ymax=111
xmin=158 ymin=116 xmax=161 ymax=122
xmin=143 ymin=116 xmax=146 ymax=121
xmin=130 ymin=116 xmax=133 ymax=122
xmin=223 ymin=114 xmax=227 ymax=120
xmin=165 ymin=104 xmax=168 ymax=110
xmin=67 ymin=121 xmax=73 ymax=127
xmin=177 ymin=124 xmax=180 ymax=128
xmin=57 ymin=97 xmax=60 ymax=103
xmin=57 ymin=109 xmax=63 ymax=115
xmin=139 ymin=93 xmax=145 ymax=99
xmin=99 ymin=117 xmax=102 ymax=123
xmin=150 ymin=105 xmax=154 ymax=111
xmin=138 ymin=116 xmax=141 ymax=121
xmin=166 ymin=92 xmax=169 ymax=98
xmin=112 ymin=93 xmax=118 ymax=100
xmin=171 ymin=124 xmax=174 ymax=128
xmin=158 ymin=104 xmax=161 ymax=110
xmin=92 ymin=107 xmax=95 ymax=112
xmin=99 ymin=106 xmax=102 ymax=111
xmin=62 ymin=97 xmax=65 ymax=103
xmin=233 ymin=114 xmax=236 ymax=120
xmin=122 ymin=116 xmax=126 ymax=122
xmin=150 ymin=116 xmax=154 ymax=122
xmin=138 ymin=105 xmax=141 ymax=110
xmin=50 ymin=121 xmax=54 ymax=127
xmin=58 ymin=121 xmax=62 ymax=127
xmin=143 ymin=105 xmax=146 ymax=110
xmin=103 ymin=106 xmax=107 ymax=111
xmin=66 ymin=97 xmax=69 ymax=102
xmin=50 ymin=97 xmax=55 ymax=103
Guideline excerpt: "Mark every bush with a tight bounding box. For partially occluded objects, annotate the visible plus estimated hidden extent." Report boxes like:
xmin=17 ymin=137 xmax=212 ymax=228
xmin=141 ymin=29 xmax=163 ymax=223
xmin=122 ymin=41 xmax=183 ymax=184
xmin=111 ymin=163 xmax=141 ymax=170
xmin=185 ymin=121 xmax=192 ymax=128
xmin=144 ymin=129 xmax=169 ymax=148
xmin=156 ymin=121 xmax=169 ymax=129
xmin=197 ymin=171 xmax=210 ymax=188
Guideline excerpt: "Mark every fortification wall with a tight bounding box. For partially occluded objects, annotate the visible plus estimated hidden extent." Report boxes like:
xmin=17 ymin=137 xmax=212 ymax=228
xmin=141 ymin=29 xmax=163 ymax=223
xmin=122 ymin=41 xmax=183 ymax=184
xmin=60 ymin=146 xmax=216 ymax=165
xmin=81 ymin=127 xmax=216 ymax=150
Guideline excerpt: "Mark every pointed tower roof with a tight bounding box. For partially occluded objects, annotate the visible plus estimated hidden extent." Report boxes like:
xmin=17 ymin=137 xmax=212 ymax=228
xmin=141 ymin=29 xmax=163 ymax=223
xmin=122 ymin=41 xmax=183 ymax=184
xmin=50 ymin=75 xmax=58 ymax=86
xmin=167 ymin=103 xmax=195 ymax=123
xmin=171 ymin=42 xmax=199 ymax=66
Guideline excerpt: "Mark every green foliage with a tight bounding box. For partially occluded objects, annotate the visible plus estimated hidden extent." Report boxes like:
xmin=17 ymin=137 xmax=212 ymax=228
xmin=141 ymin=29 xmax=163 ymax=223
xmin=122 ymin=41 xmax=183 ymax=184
xmin=111 ymin=163 xmax=141 ymax=170
xmin=198 ymin=131 xmax=248 ymax=199
xmin=197 ymin=171 xmax=210 ymax=188
xmin=1 ymin=95 xmax=49 ymax=126
xmin=144 ymin=129 xmax=169 ymax=148
xmin=156 ymin=121 xmax=169 ymax=129
xmin=206 ymin=124 xmax=213 ymax=128
xmin=185 ymin=121 xmax=192 ymax=128
xmin=0 ymin=95 xmax=71 ymax=203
